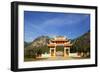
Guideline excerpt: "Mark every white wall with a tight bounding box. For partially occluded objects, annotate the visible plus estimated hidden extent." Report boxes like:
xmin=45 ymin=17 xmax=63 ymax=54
xmin=0 ymin=0 xmax=99 ymax=73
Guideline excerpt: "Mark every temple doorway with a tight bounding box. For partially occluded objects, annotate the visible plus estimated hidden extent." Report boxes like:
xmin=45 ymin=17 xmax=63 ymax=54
xmin=56 ymin=46 xmax=64 ymax=56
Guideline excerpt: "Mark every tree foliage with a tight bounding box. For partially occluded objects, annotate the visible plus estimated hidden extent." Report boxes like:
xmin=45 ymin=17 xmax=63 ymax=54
xmin=70 ymin=31 xmax=90 ymax=57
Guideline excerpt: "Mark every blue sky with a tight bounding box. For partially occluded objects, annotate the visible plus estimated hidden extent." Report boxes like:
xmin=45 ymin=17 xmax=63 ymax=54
xmin=24 ymin=11 xmax=90 ymax=42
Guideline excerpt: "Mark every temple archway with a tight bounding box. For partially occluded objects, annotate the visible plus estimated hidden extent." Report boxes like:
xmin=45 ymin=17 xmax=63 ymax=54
xmin=47 ymin=36 xmax=72 ymax=57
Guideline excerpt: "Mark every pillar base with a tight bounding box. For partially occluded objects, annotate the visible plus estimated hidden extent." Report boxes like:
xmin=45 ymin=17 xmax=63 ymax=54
xmin=64 ymin=54 xmax=69 ymax=57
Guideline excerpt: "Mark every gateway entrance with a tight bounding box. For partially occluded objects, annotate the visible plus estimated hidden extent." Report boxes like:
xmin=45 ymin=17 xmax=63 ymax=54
xmin=56 ymin=46 xmax=64 ymax=56
xmin=48 ymin=36 xmax=72 ymax=57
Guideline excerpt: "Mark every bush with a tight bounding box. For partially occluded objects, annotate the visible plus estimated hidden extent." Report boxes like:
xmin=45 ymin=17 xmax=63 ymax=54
xmin=24 ymin=45 xmax=50 ymax=58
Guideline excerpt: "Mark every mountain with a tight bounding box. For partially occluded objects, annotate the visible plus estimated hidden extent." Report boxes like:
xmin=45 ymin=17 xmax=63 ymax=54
xmin=71 ymin=31 xmax=90 ymax=53
xmin=24 ymin=36 xmax=50 ymax=50
xmin=24 ymin=41 xmax=30 ymax=48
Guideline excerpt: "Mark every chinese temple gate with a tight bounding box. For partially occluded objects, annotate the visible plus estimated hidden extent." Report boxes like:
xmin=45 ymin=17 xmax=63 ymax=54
xmin=47 ymin=36 xmax=72 ymax=57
